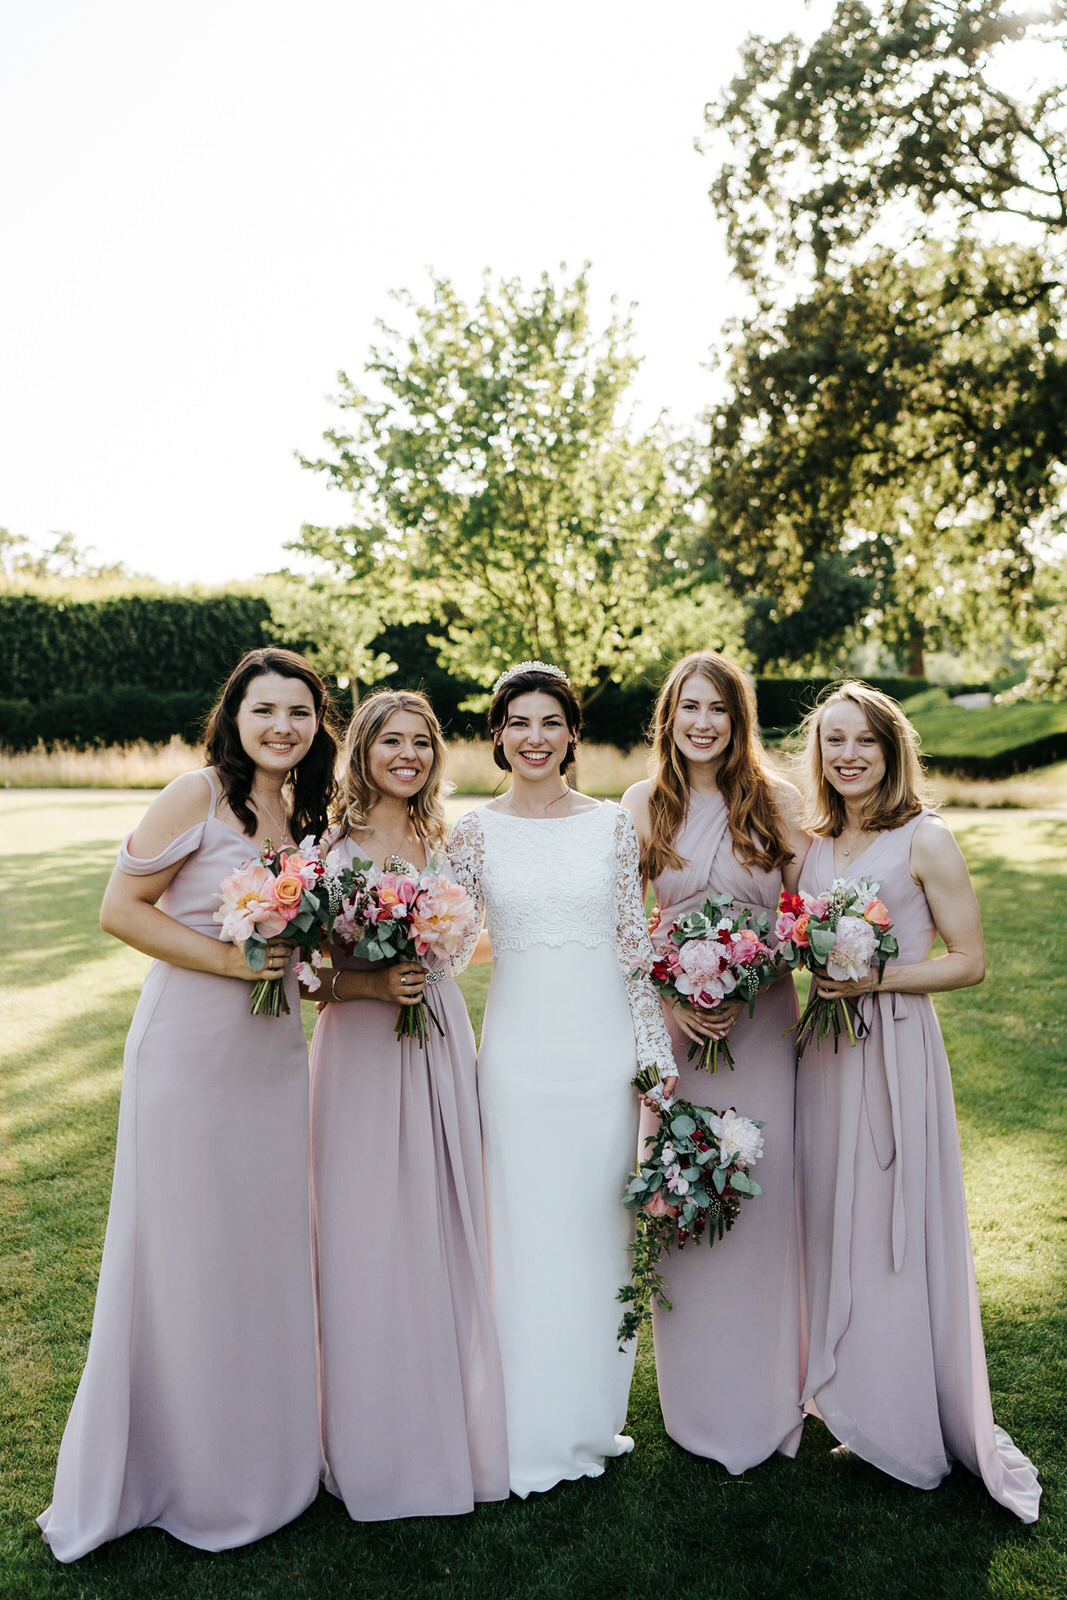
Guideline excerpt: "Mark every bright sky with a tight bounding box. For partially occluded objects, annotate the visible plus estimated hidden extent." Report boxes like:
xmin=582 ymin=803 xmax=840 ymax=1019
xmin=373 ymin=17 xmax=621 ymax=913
xmin=0 ymin=1 xmax=840 ymax=585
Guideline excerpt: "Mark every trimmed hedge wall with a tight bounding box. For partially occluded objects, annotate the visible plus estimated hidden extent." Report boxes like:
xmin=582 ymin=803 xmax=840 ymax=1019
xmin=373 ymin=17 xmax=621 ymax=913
xmin=0 ymin=689 xmax=216 ymax=752
xmin=0 ymin=592 xmax=274 ymax=701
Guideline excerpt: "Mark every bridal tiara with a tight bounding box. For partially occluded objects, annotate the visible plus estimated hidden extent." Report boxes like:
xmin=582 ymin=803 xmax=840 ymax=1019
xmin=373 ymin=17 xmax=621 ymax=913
xmin=492 ymin=660 xmax=572 ymax=695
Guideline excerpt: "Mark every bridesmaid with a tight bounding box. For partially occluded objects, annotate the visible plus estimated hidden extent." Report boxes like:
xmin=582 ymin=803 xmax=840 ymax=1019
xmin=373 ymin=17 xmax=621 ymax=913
xmin=309 ymin=690 xmax=509 ymax=1520
xmin=623 ymin=650 xmax=809 ymax=1473
xmin=39 ymin=648 xmax=334 ymax=1561
xmin=794 ymin=681 xmax=1040 ymax=1521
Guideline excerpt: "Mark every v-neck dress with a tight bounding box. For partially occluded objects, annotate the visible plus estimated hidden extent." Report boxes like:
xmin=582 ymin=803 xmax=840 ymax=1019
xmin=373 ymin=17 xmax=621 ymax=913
xmin=795 ymin=815 xmax=1040 ymax=1522
xmin=644 ymin=788 xmax=804 ymax=1472
xmin=38 ymin=772 xmax=320 ymax=1562
xmin=308 ymin=835 xmax=509 ymax=1520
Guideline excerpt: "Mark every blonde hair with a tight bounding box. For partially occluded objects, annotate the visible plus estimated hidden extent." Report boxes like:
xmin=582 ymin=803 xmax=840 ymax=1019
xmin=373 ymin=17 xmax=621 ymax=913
xmin=644 ymin=652 xmax=793 ymax=881
xmin=334 ymin=690 xmax=450 ymax=852
xmin=799 ymin=680 xmax=932 ymax=838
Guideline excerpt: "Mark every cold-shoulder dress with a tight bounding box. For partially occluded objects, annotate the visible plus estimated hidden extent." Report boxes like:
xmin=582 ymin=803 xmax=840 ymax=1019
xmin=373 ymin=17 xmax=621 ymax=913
xmin=795 ymin=813 xmax=1040 ymax=1522
xmin=308 ymin=835 xmax=509 ymax=1520
xmin=644 ymin=788 xmax=804 ymax=1472
xmin=38 ymin=771 xmax=320 ymax=1562
xmin=449 ymin=800 xmax=674 ymax=1497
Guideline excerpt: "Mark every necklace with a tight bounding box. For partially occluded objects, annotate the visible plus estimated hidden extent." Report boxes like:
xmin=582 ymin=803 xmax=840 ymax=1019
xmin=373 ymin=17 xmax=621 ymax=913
xmin=252 ymin=787 xmax=291 ymax=845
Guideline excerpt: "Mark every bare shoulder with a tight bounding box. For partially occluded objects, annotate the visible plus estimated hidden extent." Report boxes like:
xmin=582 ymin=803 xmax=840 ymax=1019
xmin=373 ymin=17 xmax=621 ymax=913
xmin=910 ymin=811 xmax=966 ymax=878
xmin=620 ymin=779 xmax=652 ymax=833
xmin=127 ymin=769 xmax=213 ymax=858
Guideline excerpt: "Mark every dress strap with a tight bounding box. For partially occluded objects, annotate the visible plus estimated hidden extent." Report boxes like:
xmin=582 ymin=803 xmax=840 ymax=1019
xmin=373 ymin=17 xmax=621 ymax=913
xmin=118 ymin=821 xmax=206 ymax=875
xmin=200 ymin=768 xmax=220 ymax=819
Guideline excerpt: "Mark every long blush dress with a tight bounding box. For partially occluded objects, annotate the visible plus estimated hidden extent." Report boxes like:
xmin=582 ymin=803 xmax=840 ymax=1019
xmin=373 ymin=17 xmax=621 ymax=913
xmin=796 ymin=813 xmax=1040 ymax=1522
xmin=644 ymin=789 xmax=804 ymax=1472
xmin=38 ymin=772 xmax=320 ymax=1563
xmin=449 ymin=801 xmax=674 ymax=1497
xmin=308 ymin=837 xmax=509 ymax=1520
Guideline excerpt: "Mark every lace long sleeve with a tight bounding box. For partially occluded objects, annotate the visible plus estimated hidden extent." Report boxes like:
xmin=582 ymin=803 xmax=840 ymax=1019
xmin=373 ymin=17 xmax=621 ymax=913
xmin=613 ymin=806 xmax=675 ymax=1074
xmin=442 ymin=809 xmax=487 ymax=978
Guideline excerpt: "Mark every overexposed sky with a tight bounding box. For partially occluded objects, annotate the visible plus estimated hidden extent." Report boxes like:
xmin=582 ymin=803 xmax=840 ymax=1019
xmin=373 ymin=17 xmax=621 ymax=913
xmin=0 ymin=1 xmax=838 ymax=584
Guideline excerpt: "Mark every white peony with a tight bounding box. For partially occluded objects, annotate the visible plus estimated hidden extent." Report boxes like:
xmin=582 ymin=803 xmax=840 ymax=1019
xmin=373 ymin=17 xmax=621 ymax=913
xmin=708 ymin=1109 xmax=764 ymax=1169
xmin=825 ymin=915 xmax=878 ymax=981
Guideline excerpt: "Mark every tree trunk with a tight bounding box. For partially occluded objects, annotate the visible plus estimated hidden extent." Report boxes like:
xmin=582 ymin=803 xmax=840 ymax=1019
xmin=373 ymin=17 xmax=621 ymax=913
xmin=905 ymin=622 xmax=925 ymax=679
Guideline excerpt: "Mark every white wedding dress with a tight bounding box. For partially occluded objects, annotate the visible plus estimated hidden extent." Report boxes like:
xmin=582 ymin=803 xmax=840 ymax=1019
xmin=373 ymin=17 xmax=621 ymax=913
xmin=449 ymin=800 xmax=673 ymax=1497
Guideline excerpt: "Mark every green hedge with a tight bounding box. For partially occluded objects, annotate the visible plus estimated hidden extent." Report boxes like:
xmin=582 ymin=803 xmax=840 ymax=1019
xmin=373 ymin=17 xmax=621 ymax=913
xmin=0 ymin=688 xmax=216 ymax=752
xmin=0 ymin=592 xmax=274 ymax=701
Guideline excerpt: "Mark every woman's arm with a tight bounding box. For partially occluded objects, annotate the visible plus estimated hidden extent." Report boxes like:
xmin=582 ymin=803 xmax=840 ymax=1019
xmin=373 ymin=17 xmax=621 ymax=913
xmin=316 ymin=962 xmax=427 ymax=1005
xmin=100 ymin=773 xmax=288 ymax=984
xmin=775 ymin=777 xmax=812 ymax=897
xmin=814 ymin=815 xmax=985 ymax=1002
xmin=613 ymin=807 xmax=678 ymax=1101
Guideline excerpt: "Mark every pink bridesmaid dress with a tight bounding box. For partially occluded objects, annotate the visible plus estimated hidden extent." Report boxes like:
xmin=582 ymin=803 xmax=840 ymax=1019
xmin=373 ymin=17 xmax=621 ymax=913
xmin=308 ymin=836 xmax=509 ymax=1520
xmin=38 ymin=772 xmax=320 ymax=1562
xmin=796 ymin=812 xmax=1040 ymax=1521
xmin=645 ymin=789 xmax=804 ymax=1472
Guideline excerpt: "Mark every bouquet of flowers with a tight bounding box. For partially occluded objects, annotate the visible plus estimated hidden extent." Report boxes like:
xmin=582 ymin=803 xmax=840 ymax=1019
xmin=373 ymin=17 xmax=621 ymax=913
xmin=776 ymin=875 xmax=898 ymax=1054
xmin=214 ymin=838 xmax=341 ymax=1016
xmin=333 ymin=855 xmax=478 ymax=1046
xmin=635 ymin=893 xmax=777 ymax=1072
xmin=617 ymin=1064 xmax=764 ymax=1345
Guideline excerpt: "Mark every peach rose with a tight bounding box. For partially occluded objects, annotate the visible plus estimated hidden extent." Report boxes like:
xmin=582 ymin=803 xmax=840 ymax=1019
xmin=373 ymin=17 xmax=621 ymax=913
xmin=270 ymin=871 xmax=305 ymax=921
xmin=864 ymin=899 xmax=891 ymax=929
xmin=791 ymin=912 xmax=811 ymax=948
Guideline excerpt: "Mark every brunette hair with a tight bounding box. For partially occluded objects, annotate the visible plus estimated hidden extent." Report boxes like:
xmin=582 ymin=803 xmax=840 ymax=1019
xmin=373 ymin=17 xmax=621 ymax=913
xmin=333 ymin=690 xmax=450 ymax=852
xmin=487 ymin=668 xmax=583 ymax=778
xmin=799 ymin=680 xmax=931 ymax=837
xmin=644 ymin=651 xmax=793 ymax=880
xmin=203 ymin=648 xmax=337 ymax=843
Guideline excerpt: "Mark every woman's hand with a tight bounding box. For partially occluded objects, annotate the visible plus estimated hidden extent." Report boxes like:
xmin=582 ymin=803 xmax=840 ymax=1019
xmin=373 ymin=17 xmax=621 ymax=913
xmin=640 ymin=1073 xmax=678 ymax=1114
xmin=223 ymin=939 xmax=292 ymax=984
xmin=813 ymin=972 xmax=877 ymax=1003
xmin=647 ymin=903 xmax=662 ymax=938
xmin=372 ymin=962 xmax=426 ymax=1005
xmin=670 ymin=996 xmax=743 ymax=1045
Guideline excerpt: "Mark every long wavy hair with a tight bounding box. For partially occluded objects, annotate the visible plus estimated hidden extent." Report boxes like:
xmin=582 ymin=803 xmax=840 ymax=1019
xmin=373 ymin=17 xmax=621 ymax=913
xmin=202 ymin=647 xmax=337 ymax=843
xmin=644 ymin=651 xmax=793 ymax=880
xmin=799 ymin=681 xmax=930 ymax=837
xmin=487 ymin=668 xmax=583 ymax=779
xmin=333 ymin=690 xmax=451 ymax=853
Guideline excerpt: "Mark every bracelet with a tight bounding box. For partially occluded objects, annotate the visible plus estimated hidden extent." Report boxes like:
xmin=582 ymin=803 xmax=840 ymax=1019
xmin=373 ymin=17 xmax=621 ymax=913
xmin=329 ymin=969 xmax=341 ymax=1002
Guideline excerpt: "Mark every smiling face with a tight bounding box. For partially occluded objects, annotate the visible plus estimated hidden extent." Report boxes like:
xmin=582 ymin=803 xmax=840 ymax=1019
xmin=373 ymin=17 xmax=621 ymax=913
xmin=235 ymin=671 xmax=318 ymax=777
xmin=819 ymin=697 xmax=887 ymax=803
xmin=671 ymin=673 xmax=732 ymax=770
xmin=366 ymin=710 xmax=434 ymax=801
xmin=496 ymin=691 xmax=573 ymax=782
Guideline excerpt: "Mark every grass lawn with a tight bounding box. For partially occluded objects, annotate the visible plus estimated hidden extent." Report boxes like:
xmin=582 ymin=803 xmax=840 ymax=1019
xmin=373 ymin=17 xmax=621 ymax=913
xmin=907 ymin=697 xmax=1067 ymax=760
xmin=1 ymin=792 xmax=1064 ymax=1600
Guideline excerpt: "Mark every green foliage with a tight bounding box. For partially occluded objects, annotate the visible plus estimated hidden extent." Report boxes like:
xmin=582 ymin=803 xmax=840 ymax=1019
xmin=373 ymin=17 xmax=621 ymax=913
xmin=910 ymin=698 xmax=1067 ymax=774
xmin=703 ymin=2 xmax=1067 ymax=676
xmin=2 ymin=796 xmax=1064 ymax=1599
xmin=0 ymin=688 xmax=214 ymax=752
xmin=294 ymin=269 xmax=743 ymax=703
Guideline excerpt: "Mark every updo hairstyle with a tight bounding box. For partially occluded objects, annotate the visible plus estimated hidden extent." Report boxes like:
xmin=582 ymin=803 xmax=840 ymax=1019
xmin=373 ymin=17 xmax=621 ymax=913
xmin=487 ymin=668 xmax=583 ymax=779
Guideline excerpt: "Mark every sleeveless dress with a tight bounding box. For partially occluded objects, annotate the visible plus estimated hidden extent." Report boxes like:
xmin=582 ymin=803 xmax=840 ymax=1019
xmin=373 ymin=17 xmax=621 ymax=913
xmin=795 ymin=813 xmax=1040 ymax=1522
xmin=38 ymin=772 xmax=320 ymax=1562
xmin=308 ymin=835 xmax=509 ymax=1520
xmin=645 ymin=789 xmax=803 ymax=1471
xmin=449 ymin=801 xmax=674 ymax=1497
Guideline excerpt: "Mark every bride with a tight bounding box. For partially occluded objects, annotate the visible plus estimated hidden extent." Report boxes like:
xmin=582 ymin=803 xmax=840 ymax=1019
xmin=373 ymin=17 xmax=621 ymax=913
xmin=448 ymin=661 xmax=675 ymax=1497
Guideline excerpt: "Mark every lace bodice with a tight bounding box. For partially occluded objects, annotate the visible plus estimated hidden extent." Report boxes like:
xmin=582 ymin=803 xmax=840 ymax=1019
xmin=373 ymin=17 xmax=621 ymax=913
xmin=448 ymin=801 xmax=674 ymax=1074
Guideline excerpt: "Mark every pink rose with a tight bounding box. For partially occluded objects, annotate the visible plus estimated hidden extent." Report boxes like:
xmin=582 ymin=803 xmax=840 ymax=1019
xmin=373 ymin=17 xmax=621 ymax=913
xmin=279 ymin=849 xmax=322 ymax=889
xmin=791 ymin=913 xmax=811 ymax=949
xmin=807 ymin=898 xmax=829 ymax=921
xmin=775 ymin=911 xmax=797 ymax=942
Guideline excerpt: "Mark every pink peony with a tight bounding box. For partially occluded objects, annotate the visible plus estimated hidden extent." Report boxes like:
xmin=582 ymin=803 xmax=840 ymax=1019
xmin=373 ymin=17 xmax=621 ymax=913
xmin=643 ymin=1191 xmax=680 ymax=1220
xmin=410 ymin=876 xmax=476 ymax=957
xmin=826 ymin=916 xmax=878 ymax=981
xmin=674 ymin=940 xmax=736 ymax=1004
xmin=214 ymin=862 xmax=287 ymax=942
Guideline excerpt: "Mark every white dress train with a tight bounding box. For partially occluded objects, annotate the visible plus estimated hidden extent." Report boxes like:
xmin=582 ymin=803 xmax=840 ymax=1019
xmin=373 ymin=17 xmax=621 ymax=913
xmin=449 ymin=801 xmax=674 ymax=1497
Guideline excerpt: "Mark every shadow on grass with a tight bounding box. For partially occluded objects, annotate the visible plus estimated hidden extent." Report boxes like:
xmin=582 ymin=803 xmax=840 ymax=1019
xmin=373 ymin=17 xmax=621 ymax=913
xmin=0 ymin=844 xmax=128 ymax=985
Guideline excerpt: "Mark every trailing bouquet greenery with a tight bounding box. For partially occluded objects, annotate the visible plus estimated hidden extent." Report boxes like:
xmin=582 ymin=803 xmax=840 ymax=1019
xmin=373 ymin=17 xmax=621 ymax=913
xmin=617 ymin=1065 xmax=765 ymax=1346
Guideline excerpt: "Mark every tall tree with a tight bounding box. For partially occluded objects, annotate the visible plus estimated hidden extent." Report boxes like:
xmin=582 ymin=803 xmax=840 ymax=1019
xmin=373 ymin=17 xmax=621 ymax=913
xmin=702 ymin=1 xmax=1067 ymax=680
xmin=293 ymin=271 xmax=743 ymax=705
